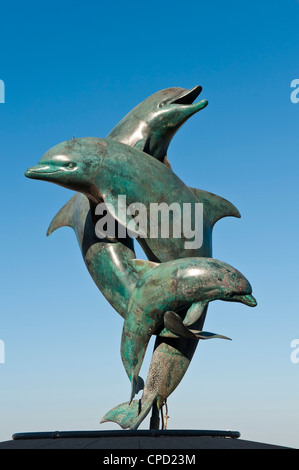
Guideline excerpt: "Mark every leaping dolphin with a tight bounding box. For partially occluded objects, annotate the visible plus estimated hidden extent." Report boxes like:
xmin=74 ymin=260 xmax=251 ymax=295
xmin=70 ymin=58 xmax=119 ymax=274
xmin=25 ymin=137 xmax=239 ymax=263
xmin=101 ymin=257 xmax=257 ymax=430
xmin=120 ymin=257 xmax=256 ymax=402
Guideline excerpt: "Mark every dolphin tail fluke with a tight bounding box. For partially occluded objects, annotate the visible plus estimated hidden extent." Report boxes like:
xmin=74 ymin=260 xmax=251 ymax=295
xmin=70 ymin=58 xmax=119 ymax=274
xmin=101 ymin=394 xmax=159 ymax=430
xmin=190 ymin=187 xmax=241 ymax=228
xmin=46 ymin=195 xmax=78 ymax=236
xmin=100 ymin=400 xmax=141 ymax=430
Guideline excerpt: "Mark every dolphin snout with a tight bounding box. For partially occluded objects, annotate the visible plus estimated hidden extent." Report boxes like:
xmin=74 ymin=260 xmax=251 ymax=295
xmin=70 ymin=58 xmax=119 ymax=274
xmin=25 ymin=164 xmax=58 ymax=179
xmin=192 ymin=99 xmax=208 ymax=112
xmin=170 ymin=85 xmax=208 ymax=113
xmin=230 ymin=293 xmax=257 ymax=307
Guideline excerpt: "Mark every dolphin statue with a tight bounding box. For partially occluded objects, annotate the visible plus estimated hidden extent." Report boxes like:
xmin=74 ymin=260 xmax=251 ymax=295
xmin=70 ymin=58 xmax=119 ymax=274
xmin=25 ymin=135 xmax=246 ymax=426
xmin=25 ymin=87 xmax=247 ymax=430
xmin=42 ymin=87 xmax=237 ymax=415
xmin=120 ymin=257 xmax=256 ymax=402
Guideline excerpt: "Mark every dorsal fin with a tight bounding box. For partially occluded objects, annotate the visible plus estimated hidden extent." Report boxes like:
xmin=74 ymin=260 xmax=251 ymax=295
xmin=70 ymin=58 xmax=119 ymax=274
xmin=190 ymin=187 xmax=241 ymax=228
xmin=129 ymin=259 xmax=159 ymax=278
xmin=46 ymin=194 xmax=78 ymax=236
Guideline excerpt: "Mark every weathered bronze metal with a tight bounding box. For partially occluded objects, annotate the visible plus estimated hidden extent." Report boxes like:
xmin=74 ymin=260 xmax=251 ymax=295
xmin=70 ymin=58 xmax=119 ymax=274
xmin=121 ymin=257 xmax=255 ymax=403
xmin=25 ymin=86 xmax=257 ymax=430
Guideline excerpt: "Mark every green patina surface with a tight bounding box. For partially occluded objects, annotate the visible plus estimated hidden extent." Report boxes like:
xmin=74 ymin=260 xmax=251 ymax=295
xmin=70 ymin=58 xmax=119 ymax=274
xmin=25 ymin=86 xmax=257 ymax=430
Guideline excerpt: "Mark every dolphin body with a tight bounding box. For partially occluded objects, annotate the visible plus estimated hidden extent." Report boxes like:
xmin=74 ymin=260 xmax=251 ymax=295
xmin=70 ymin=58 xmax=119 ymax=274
xmin=25 ymin=137 xmax=239 ymax=263
xmin=120 ymin=257 xmax=256 ymax=403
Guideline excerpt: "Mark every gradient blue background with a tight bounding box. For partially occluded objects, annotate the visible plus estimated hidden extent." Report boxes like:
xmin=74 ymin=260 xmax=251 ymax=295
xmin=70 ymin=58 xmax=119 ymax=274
xmin=1 ymin=0 xmax=298 ymax=448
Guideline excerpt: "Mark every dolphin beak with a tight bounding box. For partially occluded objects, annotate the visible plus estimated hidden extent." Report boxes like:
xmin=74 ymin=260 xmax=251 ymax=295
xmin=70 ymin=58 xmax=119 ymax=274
xmin=170 ymin=85 xmax=208 ymax=113
xmin=191 ymin=99 xmax=208 ymax=112
xmin=230 ymin=294 xmax=257 ymax=307
xmin=25 ymin=164 xmax=58 ymax=180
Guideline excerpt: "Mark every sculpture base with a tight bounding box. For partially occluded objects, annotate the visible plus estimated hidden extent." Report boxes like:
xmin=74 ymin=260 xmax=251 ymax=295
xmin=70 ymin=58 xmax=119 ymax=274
xmin=0 ymin=429 xmax=291 ymax=449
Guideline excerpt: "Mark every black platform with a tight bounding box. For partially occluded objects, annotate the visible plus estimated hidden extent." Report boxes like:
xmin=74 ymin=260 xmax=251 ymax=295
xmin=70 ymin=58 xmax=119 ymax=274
xmin=0 ymin=429 xmax=292 ymax=449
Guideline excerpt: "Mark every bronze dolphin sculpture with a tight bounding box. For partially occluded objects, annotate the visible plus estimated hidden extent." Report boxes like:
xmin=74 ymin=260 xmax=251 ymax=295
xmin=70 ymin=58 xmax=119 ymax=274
xmin=25 ymin=88 xmax=248 ymax=430
xmin=42 ymin=88 xmax=238 ymax=427
xmin=25 ymin=135 xmax=245 ymax=423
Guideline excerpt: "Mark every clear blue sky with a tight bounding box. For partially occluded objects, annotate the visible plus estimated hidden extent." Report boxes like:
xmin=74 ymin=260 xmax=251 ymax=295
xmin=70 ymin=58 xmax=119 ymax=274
xmin=1 ymin=0 xmax=299 ymax=448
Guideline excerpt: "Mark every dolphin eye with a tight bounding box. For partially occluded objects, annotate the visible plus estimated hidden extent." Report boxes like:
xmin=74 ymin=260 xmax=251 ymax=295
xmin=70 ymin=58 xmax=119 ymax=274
xmin=66 ymin=162 xmax=77 ymax=170
xmin=158 ymin=100 xmax=167 ymax=108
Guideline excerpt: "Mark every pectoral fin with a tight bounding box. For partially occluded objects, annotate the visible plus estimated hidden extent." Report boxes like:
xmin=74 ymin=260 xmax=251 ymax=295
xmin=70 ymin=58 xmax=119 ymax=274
xmin=164 ymin=311 xmax=199 ymax=338
xmin=164 ymin=311 xmax=231 ymax=340
xmin=46 ymin=194 xmax=79 ymax=236
xmin=183 ymin=301 xmax=208 ymax=327
xmin=190 ymin=331 xmax=231 ymax=340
